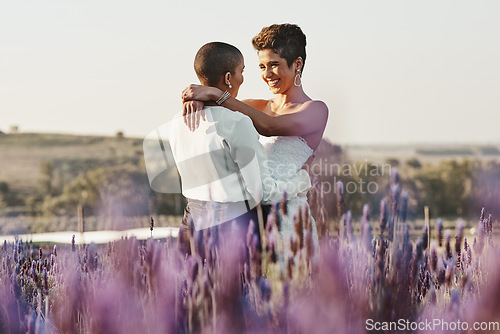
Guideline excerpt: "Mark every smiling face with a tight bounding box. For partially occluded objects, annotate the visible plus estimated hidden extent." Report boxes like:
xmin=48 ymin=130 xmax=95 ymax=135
xmin=258 ymin=49 xmax=300 ymax=94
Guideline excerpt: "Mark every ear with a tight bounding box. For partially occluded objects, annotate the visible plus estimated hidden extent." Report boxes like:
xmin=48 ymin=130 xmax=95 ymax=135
xmin=224 ymin=72 xmax=231 ymax=86
xmin=295 ymin=57 xmax=303 ymax=72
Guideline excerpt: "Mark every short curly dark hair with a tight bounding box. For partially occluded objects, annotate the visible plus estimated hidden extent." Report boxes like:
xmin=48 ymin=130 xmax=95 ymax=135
xmin=252 ymin=23 xmax=307 ymax=71
xmin=194 ymin=42 xmax=243 ymax=87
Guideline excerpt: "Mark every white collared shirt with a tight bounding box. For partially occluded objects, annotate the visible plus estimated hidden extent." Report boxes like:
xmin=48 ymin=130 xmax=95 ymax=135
xmin=144 ymin=106 xmax=311 ymax=227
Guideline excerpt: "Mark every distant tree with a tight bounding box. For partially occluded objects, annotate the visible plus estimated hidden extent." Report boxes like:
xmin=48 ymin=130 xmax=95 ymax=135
xmin=414 ymin=159 xmax=473 ymax=217
xmin=385 ymin=158 xmax=400 ymax=168
xmin=153 ymin=193 xmax=186 ymax=216
xmin=406 ymin=158 xmax=422 ymax=169
xmin=314 ymin=139 xmax=343 ymax=163
xmin=25 ymin=195 xmax=41 ymax=216
xmin=0 ymin=181 xmax=23 ymax=208
xmin=37 ymin=160 xmax=55 ymax=196
xmin=0 ymin=182 xmax=10 ymax=208
xmin=469 ymin=160 xmax=500 ymax=218
xmin=43 ymin=165 xmax=152 ymax=218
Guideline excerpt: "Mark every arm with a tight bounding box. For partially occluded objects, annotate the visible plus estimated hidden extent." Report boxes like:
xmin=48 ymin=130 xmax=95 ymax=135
xmin=182 ymin=84 xmax=328 ymax=137
xmin=226 ymin=97 xmax=328 ymax=137
xmin=227 ymin=116 xmax=311 ymax=204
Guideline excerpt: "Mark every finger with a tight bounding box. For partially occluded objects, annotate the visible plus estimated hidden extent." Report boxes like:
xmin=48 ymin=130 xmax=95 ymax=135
xmin=187 ymin=106 xmax=192 ymax=131
xmin=183 ymin=103 xmax=189 ymax=126
xmin=196 ymin=101 xmax=203 ymax=111
xmin=189 ymin=107 xmax=196 ymax=132
xmin=191 ymin=105 xmax=198 ymax=131
xmin=194 ymin=110 xmax=200 ymax=130
xmin=194 ymin=101 xmax=205 ymax=120
xmin=183 ymin=89 xmax=194 ymax=102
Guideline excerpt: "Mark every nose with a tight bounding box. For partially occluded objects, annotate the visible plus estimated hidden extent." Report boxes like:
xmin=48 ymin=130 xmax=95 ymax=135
xmin=263 ymin=67 xmax=273 ymax=79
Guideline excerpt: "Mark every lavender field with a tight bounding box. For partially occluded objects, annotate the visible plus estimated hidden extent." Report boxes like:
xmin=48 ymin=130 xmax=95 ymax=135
xmin=2 ymin=1 xmax=500 ymax=332
xmin=1 ymin=172 xmax=500 ymax=334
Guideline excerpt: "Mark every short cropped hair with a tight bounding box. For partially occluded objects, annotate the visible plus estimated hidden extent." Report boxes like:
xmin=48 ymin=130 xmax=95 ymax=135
xmin=252 ymin=23 xmax=307 ymax=70
xmin=194 ymin=42 xmax=243 ymax=87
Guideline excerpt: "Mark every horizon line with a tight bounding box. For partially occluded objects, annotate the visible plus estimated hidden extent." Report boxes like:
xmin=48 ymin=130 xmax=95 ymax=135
xmin=2 ymin=129 xmax=500 ymax=147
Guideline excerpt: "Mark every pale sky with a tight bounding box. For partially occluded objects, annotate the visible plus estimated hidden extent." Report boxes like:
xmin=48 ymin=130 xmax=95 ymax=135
xmin=1 ymin=0 xmax=499 ymax=144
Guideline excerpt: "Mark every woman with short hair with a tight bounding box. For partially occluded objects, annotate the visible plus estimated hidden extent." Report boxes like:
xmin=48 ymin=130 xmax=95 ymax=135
xmin=182 ymin=23 xmax=328 ymax=248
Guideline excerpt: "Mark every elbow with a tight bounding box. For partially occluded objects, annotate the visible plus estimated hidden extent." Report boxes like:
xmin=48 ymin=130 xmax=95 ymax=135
xmin=254 ymin=116 xmax=288 ymax=136
xmin=256 ymin=123 xmax=274 ymax=137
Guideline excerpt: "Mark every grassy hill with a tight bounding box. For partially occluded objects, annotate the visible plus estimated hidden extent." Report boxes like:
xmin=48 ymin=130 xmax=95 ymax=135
xmin=1 ymin=132 xmax=499 ymax=231
xmin=2 ymin=132 xmax=500 ymax=199
xmin=344 ymin=143 xmax=500 ymax=165
xmin=2 ymin=133 xmax=499 ymax=188
xmin=0 ymin=132 xmax=144 ymax=194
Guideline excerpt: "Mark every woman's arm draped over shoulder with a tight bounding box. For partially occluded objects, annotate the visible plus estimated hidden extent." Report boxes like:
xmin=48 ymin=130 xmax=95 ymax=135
xmin=225 ymin=97 xmax=328 ymax=137
xmin=182 ymin=84 xmax=329 ymax=138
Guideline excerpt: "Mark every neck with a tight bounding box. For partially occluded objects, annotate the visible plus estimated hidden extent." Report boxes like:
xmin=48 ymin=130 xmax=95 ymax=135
xmin=273 ymin=86 xmax=308 ymax=109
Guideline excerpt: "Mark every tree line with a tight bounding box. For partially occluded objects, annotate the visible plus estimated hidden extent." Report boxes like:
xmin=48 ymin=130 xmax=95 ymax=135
xmin=1 ymin=142 xmax=498 ymax=223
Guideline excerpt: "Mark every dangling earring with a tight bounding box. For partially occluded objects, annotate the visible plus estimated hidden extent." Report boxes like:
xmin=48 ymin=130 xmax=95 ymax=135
xmin=225 ymin=72 xmax=232 ymax=88
xmin=294 ymin=69 xmax=302 ymax=87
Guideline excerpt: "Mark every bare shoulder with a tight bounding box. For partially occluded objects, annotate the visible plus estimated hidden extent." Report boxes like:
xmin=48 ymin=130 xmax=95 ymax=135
xmin=242 ymin=98 xmax=269 ymax=111
xmin=302 ymin=100 xmax=329 ymax=113
xmin=294 ymin=100 xmax=329 ymax=121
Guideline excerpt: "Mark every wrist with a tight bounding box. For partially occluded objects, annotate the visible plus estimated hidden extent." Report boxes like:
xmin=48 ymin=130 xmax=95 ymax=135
xmin=211 ymin=88 xmax=223 ymax=101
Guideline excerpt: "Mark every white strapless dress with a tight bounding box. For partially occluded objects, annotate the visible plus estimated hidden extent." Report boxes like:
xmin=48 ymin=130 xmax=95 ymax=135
xmin=259 ymin=136 xmax=319 ymax=250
